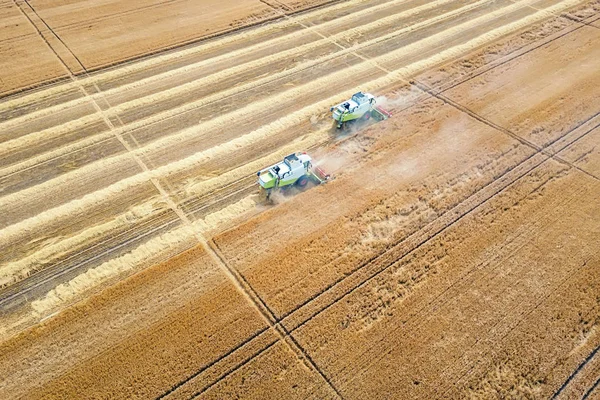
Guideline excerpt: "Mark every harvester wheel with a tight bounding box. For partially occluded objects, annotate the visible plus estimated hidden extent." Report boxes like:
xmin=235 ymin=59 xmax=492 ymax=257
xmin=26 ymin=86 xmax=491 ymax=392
xmin=296 ymin=176 xmax=309 ymax=187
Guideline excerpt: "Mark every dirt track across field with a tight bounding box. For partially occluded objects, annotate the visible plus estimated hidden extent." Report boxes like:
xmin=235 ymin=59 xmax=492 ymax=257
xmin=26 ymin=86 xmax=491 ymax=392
xmin=0 ymin=0 xmax=599 ymax=398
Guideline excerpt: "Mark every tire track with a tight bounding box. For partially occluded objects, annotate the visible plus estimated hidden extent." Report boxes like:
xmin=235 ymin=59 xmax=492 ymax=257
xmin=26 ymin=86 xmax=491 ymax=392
xmin=282 ymin=107 xmax=600 ymax=333
xmin=199 ymin=114 xmax=597 ymax=400
xmin=0 ymin=0 xmax=382 ymax=110
xmin=583 ymin=376 xmax=600 ymax=399
xmin=0 ymin=0 xmax=480 ymax=183
xmin=0 ymin=104 xmax=367 ymax=325
xmin=0 ymin=212 xmax=180 ymax=313
xmin=0 ymin=0 xmax=572 ymax=198
xmin=447 ymin=242 xmax=600 ymax=398
xmin=15 ymin=6 xmax=345 ymax=391
xmin=412 ymin=79 xmax=600 ymax=183
xmin=552 ymin=345 xmax=600 ymax=398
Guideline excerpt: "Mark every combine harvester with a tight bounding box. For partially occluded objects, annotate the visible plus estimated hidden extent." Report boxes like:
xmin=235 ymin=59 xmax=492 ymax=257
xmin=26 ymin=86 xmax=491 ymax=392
xmin=256 ymin=93 xmax=390 ymax=200
xmin=330 ymin=91 xmax=392 ymax=129
xmin=257 ymin=152 xmax=331 ymax=200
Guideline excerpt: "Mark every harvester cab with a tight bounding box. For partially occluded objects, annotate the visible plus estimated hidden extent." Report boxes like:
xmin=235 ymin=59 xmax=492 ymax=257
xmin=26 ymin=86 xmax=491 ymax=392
xmin=330 ymin=91 xmax=392 ymax=129
xmin=257 ymin=152 xmax=331 ymax=200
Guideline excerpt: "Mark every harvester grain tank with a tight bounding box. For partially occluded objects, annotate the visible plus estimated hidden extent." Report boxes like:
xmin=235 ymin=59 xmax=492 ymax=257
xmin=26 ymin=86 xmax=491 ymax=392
xmin=256 ymin=152 xmax=331 ymax=199
xmin=330 ymin=91 xmax=392 ymax=129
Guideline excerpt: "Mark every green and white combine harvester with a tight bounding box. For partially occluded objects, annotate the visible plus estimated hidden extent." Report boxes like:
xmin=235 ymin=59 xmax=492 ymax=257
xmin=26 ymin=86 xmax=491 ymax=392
xmin=257 ymin=152 xmax=331 ymax=200
xmin=256 ymin=92 xmax=391 ymax=199
xmin=330 ymin=91 xmax=392 ymax=129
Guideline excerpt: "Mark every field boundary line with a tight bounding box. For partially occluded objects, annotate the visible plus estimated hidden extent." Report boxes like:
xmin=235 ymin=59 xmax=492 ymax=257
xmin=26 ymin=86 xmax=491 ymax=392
xmin=434 ymin=13 xmax=600 ymax=95
xmin=412 ymin=80 xmax=600 ymax=183
xmin=205 ymin=241 xmax=344 ymax=399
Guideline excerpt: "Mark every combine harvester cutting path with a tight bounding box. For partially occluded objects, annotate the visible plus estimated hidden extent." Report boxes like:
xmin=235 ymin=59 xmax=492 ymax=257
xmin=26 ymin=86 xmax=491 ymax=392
xmin=257 ymin=152 xmax=331 ymax=200
xmin=330 ymin=91 xmax=392 ymax=129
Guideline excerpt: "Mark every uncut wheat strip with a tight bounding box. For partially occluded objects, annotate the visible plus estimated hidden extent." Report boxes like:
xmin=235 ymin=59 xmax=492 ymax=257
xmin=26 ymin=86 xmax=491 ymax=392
xmin=0 ymin=0 xmax=577 ymax=251
xmin=0 ymin=0 xmax=488 ymax=176
xmin=0 ymin=130 xmax=324 ymax=275
xmin=369 ymin=0 xmax=587 ymax=85
xmin=0 ymin=0 xmax=388 ymax=113
xmin=0 ymin=114 xmax=104 ymax=162
xmin=0 ymin=198 xmax=163 ymax=288
xmin=0 ymin=0 xmax=433 ymax=132
xmin=28 ymin=224 xmax=197 ymax=315
xmin=29 ymin=193 xmax=256 ymax=315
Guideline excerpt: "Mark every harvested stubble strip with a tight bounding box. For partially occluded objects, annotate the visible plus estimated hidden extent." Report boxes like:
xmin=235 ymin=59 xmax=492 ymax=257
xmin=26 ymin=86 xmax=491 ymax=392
xmin=5 ymin=185 xmax=255 ymax=296
xmin=2 ymin=193 xmax=258 ymax=335
xmin=107 ymin=0 xmax=590 ymax=159
xmin=0 ymin=123 xmax=329 ymax=266
xmin=126 ymin=0 xmax=571 ymax=160
xmin=30 ymin=224 xmax=197 ymax=315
